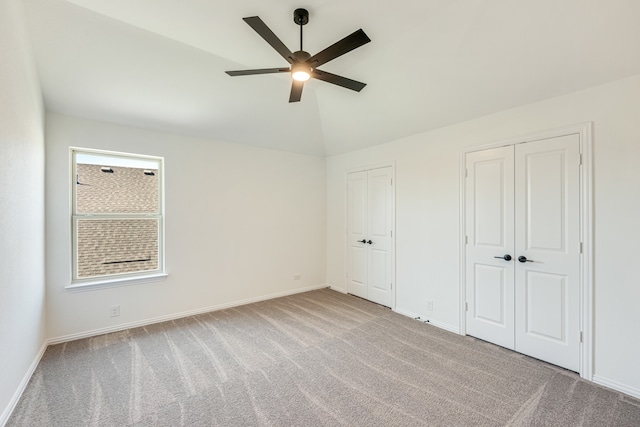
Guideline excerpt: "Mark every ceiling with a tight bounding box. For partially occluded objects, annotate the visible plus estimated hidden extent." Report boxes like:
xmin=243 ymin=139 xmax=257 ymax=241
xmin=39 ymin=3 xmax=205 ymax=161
xmin=23 ymin=0 xmax=640 ymax=157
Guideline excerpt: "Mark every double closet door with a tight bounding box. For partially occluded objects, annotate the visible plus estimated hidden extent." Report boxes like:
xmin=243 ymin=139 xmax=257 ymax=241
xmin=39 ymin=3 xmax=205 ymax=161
xmin=465 ymin=134 xmax=581 ymax=372
xmin=347 ymin=167 xmax=394 ymax=308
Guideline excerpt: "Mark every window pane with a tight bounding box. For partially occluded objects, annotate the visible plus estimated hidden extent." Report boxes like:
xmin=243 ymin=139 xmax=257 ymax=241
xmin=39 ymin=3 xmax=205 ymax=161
xmin=76 ymin=218 xmax=159 ymax=278
xmin=76 ymin=163 xmax=158 ymax=214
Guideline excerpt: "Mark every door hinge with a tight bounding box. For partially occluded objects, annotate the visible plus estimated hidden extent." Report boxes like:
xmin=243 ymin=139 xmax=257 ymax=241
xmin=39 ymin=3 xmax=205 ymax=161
xmin=465 ymin=235 xmax=468 ymax=244
xmin=391 ymin=283 xmax=393 ymax=290
xmin=580 ymin=242 xmax=583 ymax=254
xmin=465 ymin=302 xmax=469 ymax=312
xmin=579 ymin=154 xmax=583 ymax=166
xmin=391 ymin=178 xmax=393 ymax=185
xmin=390 ymin=230 xmax=393 ymax=238
xmin=465 ymin=168 xmax=468 ymax=178
xmin=580 ymin=331 xmax=583 ymax=343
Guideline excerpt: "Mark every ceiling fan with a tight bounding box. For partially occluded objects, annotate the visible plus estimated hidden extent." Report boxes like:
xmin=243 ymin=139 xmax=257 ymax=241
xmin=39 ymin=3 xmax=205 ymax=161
xmin=225 ymin=8 xmax=371 ymax=102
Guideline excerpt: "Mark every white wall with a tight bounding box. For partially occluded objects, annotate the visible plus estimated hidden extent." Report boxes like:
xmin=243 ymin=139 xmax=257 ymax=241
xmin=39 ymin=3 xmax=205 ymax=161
xmin=327 ymin=74 xmax=640 ymax=397
xmin=46 ymin=113 xmax=326 ymax=339
xmin=0 ymin=0 xmax=47 ymax=423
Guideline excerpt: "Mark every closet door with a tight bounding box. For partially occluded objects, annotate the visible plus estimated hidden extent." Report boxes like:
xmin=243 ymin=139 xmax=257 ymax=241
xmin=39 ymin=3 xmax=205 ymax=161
xmin=366 ymin=167 xmax=394 ymax=307
xmin=347 ymin=167 xmax=394 ymax=308
xmin=465 ymin=135 xmax=581 ymax=372
xmin=514 ymin=135 xmax=581 ymax=372
xmin=347 ymin=171 xmax=368 ymax=299
xmin=465 ymin=146 xmax=516 ymax=349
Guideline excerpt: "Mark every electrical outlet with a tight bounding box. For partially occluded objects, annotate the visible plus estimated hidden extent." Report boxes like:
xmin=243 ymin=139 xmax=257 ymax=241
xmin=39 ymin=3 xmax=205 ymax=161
xmin=110 ymin=305 xmax=120 ymax=317
xmin=426 ymin=300 xmax=434 ymax=311
xmin=293 ymin=274 xmax=301 ymax=280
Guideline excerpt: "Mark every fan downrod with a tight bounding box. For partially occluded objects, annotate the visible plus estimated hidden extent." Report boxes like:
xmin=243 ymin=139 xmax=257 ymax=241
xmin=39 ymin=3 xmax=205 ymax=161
xmin=293 ymin=8 xmax=309 ymax=25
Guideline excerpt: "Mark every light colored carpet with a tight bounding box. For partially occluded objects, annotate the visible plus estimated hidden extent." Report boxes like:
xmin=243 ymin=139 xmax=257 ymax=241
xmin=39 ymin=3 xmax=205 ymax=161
xmin=7 ymin=289 xmax=640 ymax=426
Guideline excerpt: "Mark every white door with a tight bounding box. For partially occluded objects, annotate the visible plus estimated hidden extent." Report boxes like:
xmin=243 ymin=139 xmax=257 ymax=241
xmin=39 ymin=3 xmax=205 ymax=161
xmin=465 ymin=135 xmax=581 ymax=372
xmin=347 ymin=167 xmax=394 ymax=307
xmin=514 ymin=135 xmax=581 ymax=371
xmin=347 ymin=171 xmax=368 ymax=299
xmin=366 ymin=167 xmax=394 ymax=307
xmin=465 ymin=146 xmax=516 ymax=350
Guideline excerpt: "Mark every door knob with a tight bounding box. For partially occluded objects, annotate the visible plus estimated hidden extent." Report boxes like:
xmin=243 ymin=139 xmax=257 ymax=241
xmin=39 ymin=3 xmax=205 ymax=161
xmin=367 ymin=240 xmax=373 ymax=244
xmin=357 ymin=239 xmax=367 ymax=243
xmin=494 ymin=254 xmax=512 ymax=261
xmin=518 ymin=256 xmax=534 ymax=263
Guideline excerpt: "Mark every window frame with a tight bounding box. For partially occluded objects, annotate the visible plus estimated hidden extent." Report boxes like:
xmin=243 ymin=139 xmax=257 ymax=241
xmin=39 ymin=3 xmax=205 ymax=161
xmin=68 ymin=147 xmax=166 ymax=290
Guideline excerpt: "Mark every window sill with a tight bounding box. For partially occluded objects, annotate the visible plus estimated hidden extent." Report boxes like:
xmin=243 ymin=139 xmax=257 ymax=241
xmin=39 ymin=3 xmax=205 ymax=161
xmin=66 ymin=273 xmax=168 ymax=292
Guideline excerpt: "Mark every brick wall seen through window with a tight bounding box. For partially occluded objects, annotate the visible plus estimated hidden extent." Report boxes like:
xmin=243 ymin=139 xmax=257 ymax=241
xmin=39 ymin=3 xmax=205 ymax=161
xmin=72 ymin=149 xmax=163 ymax=282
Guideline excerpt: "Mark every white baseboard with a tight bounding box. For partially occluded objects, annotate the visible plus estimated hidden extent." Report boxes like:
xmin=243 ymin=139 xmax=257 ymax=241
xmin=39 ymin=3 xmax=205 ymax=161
xmin=327 ymin=283 xmax=347 ymax=294
xmin=48 ymin=284 xmax=329 ymax=345
xmin=1 ymin=340 xmax=48 ymax=427
xmin=393 ymin=307 xmax=420 ymax=319
xmin=394 ymin=307 xmax=461 ymax=334
xmin=424 ymin=319 xmax=460 ymax=334
xmin=593 ymin=375 xmax=640 ymax=400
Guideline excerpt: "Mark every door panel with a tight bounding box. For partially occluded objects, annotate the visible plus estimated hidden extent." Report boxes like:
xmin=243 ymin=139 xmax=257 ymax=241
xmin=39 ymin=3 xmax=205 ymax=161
xmin=525 ymin=150 xmax=566 ymax=251
xmin=475 ymin=160 xmax=509 ymax=247
xmin=474 ymin=264 xmax=506 ymax=325
xmin=515 ymin=134 xmax=580 ymax=372
xmin=465 ymin=146 xmax=515 ymax=350
xmin=349 ymin=246 xmax=367 ymax=294
xmin=370 ymin=248 xmax=388 ymax=292
xmin=524 ymin=271 xmax=567 ymax=342
xmin=368 ymin=171 xmax=389 ymax=238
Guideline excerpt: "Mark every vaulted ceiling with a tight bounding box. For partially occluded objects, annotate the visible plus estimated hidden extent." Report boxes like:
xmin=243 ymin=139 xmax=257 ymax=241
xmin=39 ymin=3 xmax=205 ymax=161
xmin=23 ymin=0 xmax=640 ymax=156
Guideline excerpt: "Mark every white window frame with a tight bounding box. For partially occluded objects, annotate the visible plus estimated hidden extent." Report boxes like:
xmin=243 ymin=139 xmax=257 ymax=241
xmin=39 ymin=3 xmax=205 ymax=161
xmin=68 ymin=147 xmax=166 ymax=290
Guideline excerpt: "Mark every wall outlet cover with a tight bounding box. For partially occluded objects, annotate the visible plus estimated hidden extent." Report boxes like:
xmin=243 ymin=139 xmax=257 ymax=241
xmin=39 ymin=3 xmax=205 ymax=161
xmin=110 ymin=305 xmax=120 ymax=317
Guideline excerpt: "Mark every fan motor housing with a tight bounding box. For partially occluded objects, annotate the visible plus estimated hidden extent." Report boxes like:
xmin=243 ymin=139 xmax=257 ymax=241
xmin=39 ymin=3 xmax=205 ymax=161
xmin=292 ymin=50 xmax=311 ymax=62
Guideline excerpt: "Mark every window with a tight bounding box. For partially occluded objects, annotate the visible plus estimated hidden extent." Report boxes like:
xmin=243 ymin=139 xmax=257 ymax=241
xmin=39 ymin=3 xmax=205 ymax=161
xmin=71 ymin=148 xmax=164 ymax=286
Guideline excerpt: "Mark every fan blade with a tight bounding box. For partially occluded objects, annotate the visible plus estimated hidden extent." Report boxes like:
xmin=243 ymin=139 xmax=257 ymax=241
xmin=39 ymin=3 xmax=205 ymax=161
xmin=243 ymin=16 xmax=294 ymax=64
xmin=226 ymin=68 xmax=289 ymax=76
xmin=289 ymin=80 xmax=304 ymax=103
xmin=312 ymin=69 xmax=366 ymax=92
xmin=306 ymin=29 xmax=371 ymax=68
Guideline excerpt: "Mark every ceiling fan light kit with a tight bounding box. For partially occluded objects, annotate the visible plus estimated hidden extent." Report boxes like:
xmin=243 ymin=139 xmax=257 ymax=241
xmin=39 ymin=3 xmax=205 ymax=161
xmin=291 ymin=63 xmax=312 ymax=82
xmin=225 ymin=8 xmax=370 ymax=102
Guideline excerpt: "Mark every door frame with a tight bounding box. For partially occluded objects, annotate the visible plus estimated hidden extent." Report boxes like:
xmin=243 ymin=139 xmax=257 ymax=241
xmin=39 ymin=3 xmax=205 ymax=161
xmin=459 ymin=123 xmax=593 ymax=380
xmin=345 ymin=161 xmax=396 ymax=310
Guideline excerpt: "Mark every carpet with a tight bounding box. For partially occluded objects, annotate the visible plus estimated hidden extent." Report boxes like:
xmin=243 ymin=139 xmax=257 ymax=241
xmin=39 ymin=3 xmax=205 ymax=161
xmin=7 ymin=289 xmax=640 ymax=426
